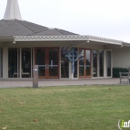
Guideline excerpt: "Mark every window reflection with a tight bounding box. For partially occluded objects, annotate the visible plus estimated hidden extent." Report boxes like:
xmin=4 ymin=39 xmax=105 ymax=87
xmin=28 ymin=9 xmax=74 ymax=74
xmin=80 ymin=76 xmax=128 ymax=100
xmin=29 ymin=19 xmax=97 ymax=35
xmin=86 ymin=50 xmax=91 ymax=76
xmin=79 ymin=49 xmax=84 ymax=76
xmin=8 ymin=48 xmax=19 ymax=78
xmin=107 ymin=51 xmax=111 ymax=76
xmin=99 ymin=50 xmax=104 ymax=77
xmin=93 ymin=50 xmax=97 ymax=77
xmin=61 ymin=47 xmax=69 ymax=78
xmin=22 ymin=48 xmax=31 ymax=78
xmin=49 ymin=48 xmax=58 ymax=76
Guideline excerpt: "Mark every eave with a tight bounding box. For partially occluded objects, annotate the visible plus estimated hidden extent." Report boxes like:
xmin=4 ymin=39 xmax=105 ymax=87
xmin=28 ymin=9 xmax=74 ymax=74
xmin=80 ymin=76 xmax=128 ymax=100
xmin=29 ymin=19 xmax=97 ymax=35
xmin=14 ymin=35 xmax=123 ymax=46
xmin=0 ymin=36 xmax=14 ymax=42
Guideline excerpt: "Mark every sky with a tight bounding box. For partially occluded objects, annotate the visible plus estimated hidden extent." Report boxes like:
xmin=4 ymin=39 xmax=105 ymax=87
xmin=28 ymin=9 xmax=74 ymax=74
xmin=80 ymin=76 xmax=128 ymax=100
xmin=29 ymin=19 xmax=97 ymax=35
xmin=0 ymin=0 xmax=130 ymax=42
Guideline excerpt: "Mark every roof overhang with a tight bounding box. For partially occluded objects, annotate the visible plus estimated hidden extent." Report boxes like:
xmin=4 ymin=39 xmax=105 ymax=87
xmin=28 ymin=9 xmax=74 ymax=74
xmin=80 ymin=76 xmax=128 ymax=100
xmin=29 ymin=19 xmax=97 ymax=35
xmin=14 ymin=35 xmax=123 ymax=46
xmin=0 ymin=36 xmax=14 ymax=42
xmin=122 ymin=42 xmax=130 ymax=47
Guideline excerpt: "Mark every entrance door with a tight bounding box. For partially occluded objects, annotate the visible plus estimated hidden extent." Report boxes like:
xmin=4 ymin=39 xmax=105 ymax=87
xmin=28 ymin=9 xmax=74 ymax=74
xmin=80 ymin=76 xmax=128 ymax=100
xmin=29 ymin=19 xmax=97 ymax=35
xmin=35 ymin=47 xmax=59 ymax=79
xmin=79 ymin=49 xmax=91 ymax=78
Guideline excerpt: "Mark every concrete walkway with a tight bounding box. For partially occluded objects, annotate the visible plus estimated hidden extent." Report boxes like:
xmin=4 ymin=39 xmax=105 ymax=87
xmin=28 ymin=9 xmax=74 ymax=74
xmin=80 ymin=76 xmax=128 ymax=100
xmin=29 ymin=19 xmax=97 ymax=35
xmin=0 ymin=78 xmax=122 ymax=88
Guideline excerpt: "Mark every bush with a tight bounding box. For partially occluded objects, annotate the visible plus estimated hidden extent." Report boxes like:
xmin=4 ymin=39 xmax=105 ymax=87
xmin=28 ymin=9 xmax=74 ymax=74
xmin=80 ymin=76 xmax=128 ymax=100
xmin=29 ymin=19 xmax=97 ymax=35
xmin=113 ymin=67 xmax=129 ymax=78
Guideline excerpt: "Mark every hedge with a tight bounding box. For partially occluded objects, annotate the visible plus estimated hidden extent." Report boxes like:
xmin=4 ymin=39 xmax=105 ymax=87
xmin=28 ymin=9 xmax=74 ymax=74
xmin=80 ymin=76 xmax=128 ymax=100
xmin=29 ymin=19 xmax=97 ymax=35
xmin=113 ymin=67 xmax=129 ymax=78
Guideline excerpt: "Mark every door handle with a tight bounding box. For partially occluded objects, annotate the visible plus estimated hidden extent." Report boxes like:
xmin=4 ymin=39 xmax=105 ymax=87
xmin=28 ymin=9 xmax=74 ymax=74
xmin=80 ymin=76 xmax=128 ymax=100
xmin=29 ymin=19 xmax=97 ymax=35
xmin=45 ymin=64 xmax=49 ymax=69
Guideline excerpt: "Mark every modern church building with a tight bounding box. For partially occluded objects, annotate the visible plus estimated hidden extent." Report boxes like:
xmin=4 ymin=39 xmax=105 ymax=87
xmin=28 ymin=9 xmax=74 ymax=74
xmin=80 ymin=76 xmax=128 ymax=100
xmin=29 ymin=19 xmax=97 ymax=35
xmin=0 ymin=0 xmax=130 ymax=80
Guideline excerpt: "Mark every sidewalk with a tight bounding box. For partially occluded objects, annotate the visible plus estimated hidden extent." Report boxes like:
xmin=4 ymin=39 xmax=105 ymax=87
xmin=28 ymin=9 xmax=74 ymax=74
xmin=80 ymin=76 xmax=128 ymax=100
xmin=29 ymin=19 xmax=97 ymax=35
xmin=0 ymin=78 xmax=121 ymax=88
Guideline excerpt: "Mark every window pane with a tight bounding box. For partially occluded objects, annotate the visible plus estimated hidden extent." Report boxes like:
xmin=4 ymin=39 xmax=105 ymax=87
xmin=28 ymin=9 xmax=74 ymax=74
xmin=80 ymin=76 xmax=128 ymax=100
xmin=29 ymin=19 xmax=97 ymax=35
xmin=79 ymin=49 xmax=84 ymax=76
xmin=49 ymin=48 xmax=58 ymax=77
xmin=22 ymin=48 xmax=31 ymax=78
xmin=86 ymin=50 xmax=91 ymax=76
xmin=8 ymin=48 xmax=18 ymax=78
xmin=35 ymin=48 xmax=45 ymax=77
xmin=61 ymin=47 xmax=69 ymax=78
xmin=107 ymin=51 xmax=111 ymax=76
xmin=99 ymin=50 xmax=104 ymax=77
xmin=36 ymin=49 xmax=45 ymax=65
xmin=93 ymin=50 xmax=97 ymax=77
xmin=74 ymin=48 xmax=77 ymax=78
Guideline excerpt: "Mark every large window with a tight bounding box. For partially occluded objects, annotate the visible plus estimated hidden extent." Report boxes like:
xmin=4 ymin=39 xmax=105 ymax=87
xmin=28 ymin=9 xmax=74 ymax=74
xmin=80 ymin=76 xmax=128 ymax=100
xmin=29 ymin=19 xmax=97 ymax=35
xmin=8 ymin=48 xmax=20 ymax=78
xmin=106 ymin=51 xmax=111 ymax=76
xmin=92 ymin=50 xmax=105 ymax=77
xmin=74 ymin=48 xmax=78 ymax=78
xmin=86 ymin=50 xmax=91 ymax=76
xmin=79 ymin=49 xmax=91 ymax=78
xmin=61 ymin=47 xmax=69 ymax=78
xmin=8 ymin=48 xmax=32 ymax=78
xmin=22 ymin=48 xmax=31 ymax=78
xmin=99 ymin=50 xmax=104 ymax=77
xmin=93 ymin=50 xmax=97 ymax=77
xmin=0 ymin=48 xmax=3 ymax=78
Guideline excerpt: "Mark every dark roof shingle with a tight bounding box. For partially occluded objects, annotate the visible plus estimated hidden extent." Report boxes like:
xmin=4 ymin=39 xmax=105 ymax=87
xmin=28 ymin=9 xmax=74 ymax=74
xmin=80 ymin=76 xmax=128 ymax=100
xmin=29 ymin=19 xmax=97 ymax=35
xmin=0 ymin=19 xmax=77 ymax=36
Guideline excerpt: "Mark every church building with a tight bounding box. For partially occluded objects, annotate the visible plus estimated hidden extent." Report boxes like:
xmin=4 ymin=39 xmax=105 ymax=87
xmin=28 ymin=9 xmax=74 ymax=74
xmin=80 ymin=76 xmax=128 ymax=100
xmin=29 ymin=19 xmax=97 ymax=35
xmin=0 ymin=0 xmax=130 ymax=79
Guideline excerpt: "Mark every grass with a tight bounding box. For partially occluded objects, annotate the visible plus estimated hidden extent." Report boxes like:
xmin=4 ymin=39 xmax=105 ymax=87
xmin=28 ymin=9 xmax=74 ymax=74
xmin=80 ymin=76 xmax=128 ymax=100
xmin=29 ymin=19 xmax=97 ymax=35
xmin=0 ymin=86 xmax=130 ymax=130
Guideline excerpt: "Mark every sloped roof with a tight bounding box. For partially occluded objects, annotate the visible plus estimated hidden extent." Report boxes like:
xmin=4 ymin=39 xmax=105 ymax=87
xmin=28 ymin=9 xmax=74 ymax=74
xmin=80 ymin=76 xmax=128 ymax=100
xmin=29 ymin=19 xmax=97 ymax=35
xmin=0 ymin=19 xmax=77 ymax=36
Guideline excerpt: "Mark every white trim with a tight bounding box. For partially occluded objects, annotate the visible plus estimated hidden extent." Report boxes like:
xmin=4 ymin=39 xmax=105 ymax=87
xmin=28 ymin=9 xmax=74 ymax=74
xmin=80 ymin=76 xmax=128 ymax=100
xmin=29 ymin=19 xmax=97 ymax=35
xmin=14 ymin=35 xmax=122 ymax=45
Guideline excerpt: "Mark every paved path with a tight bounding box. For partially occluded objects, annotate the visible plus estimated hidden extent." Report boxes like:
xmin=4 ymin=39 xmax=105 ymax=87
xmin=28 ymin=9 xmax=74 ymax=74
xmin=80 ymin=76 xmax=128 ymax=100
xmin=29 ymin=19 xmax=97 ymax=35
xmin=0 ymin=78 xmax=122 ymax=88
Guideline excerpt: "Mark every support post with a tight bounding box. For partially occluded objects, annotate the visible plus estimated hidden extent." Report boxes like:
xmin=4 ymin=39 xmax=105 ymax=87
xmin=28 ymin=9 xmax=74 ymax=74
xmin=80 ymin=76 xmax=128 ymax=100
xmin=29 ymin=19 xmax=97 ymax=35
xmin=33 ymin=65 xmax=38 ymax=88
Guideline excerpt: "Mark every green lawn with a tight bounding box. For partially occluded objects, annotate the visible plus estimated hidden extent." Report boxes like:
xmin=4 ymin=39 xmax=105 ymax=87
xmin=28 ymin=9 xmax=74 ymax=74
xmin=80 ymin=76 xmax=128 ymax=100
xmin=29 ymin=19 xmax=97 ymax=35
xmin=0 ymin=86 xmax=130 ymax=130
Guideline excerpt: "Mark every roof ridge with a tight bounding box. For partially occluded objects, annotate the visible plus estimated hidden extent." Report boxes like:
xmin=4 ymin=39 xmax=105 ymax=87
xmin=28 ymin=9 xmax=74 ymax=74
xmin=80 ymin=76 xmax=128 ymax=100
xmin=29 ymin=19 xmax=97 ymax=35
xmin=55 ymin=28 xmax=78 ymax=35
xmin=27 ymin=28 xmax=49 ymax=36
xmin=55 ymin=28 xmax=65 ymax=35
xmin=16 ymin=20 xmax=35 ymax=33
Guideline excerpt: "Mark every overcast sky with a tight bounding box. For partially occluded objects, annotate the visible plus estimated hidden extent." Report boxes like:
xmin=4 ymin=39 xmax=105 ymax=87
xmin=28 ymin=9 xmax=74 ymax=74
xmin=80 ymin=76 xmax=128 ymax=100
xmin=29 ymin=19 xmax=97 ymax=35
xmin=0 ymin=0 xmax=130 ymax=42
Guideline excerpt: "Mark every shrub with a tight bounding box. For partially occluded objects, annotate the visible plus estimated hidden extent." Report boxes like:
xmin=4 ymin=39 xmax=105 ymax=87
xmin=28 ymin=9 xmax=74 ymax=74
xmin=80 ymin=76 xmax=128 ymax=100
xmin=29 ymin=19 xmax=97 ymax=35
xmin=113 ymin=67 xmax=129 ymax=78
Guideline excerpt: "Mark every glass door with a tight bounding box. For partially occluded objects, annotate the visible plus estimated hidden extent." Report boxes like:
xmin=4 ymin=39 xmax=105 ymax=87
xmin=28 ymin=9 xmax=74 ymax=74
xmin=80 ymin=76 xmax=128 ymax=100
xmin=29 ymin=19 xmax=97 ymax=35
xmin=35 ymin=47 xmax=59 ymax=79
xmin=79 ymin=49 xmax=91 ymax=78
xmin=48 ymin=48 xmax=59 ymax=78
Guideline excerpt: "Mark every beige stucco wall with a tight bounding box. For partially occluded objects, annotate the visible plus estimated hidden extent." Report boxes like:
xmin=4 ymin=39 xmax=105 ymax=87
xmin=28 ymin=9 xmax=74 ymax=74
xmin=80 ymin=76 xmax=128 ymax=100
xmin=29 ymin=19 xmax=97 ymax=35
xmin=113 ymin=47 xmax=130 ymax=68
